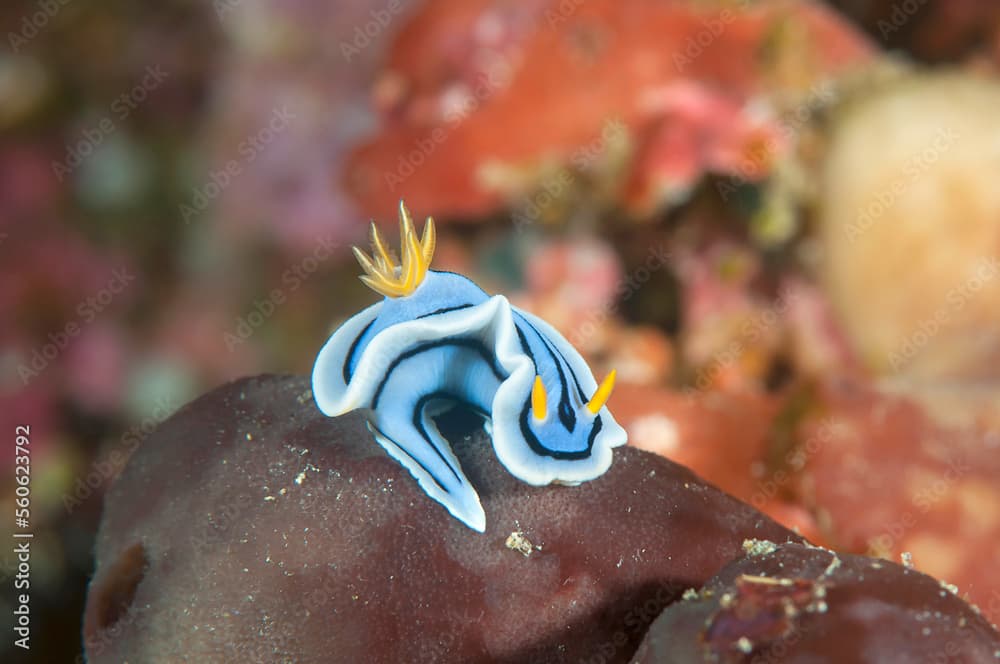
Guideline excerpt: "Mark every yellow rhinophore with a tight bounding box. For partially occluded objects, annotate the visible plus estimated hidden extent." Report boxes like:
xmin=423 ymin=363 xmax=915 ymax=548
xmin=353 ymin=201 xmax=436 ymax=298
xmin=531 ymin=376 xmax=548 ymax=421
xmin=586 ymin=369 xmax=616 ymax=414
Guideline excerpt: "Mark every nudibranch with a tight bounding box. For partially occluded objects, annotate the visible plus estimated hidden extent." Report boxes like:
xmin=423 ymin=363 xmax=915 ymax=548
xmin=312 ymin=202 xmax=627 ymax=531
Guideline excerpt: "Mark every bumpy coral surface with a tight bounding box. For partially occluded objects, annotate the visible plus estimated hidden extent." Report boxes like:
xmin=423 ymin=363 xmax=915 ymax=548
xmin=632 ymin=541 xmax=1000 ymax=662
xmin=345 ymin=0 xmax=874 ymax=219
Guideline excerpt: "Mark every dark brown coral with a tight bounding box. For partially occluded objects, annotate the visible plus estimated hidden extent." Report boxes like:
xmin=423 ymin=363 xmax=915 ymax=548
xmin=83 ymin=374 xmax=799 ymax=663
xmin=632 ymin=541 xmax=1000 ymax=663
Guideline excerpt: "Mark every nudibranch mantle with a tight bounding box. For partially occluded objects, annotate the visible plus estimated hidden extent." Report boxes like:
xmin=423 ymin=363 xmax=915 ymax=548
xmin=312 ymin=202 xmax=627 ymax=532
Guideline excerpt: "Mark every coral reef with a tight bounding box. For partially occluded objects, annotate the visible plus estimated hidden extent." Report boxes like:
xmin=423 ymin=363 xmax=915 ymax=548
xmin=345 ymin=0 xmax=874 ymax=219
xmin=7 ymin=0 xmax=1000 ymax=659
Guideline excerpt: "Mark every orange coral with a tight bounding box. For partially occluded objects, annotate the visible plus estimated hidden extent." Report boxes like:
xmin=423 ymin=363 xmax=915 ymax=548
xmin=345 ymin=0 xmax=875 ymax=220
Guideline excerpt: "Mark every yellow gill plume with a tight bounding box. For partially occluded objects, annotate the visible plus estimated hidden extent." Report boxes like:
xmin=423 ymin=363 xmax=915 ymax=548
xmin=353 ymin=201 xmax=436 ymax=298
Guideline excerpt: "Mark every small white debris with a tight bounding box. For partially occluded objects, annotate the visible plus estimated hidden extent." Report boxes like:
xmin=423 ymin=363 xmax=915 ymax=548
xmin=822 ymin=554 xmax=842 ymax=577
xmin=505 ymin=531 xmax=536 ymax=557
xmin=742 ymin=539 xmax=779 ymax=557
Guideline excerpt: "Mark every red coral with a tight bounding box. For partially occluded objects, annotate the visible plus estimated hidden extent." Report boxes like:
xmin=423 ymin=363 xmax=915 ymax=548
xmin=795 ymin=380 xmax=1000 ymax=623
xmin=344 ymin=0 xmax=875 ymax=220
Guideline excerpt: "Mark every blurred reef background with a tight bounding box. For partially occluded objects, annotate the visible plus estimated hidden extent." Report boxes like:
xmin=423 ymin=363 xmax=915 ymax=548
xmin=1 ymin=0 xmax=999 ymax=660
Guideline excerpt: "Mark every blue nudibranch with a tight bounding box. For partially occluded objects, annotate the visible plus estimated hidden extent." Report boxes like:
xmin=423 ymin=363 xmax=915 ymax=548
xmin=312 ymin=202 xmax=627 ymax=531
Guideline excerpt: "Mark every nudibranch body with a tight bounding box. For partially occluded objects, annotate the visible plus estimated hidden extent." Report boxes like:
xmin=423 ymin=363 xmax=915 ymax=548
xmin=312 ymin=203 xmax=627 ymax=531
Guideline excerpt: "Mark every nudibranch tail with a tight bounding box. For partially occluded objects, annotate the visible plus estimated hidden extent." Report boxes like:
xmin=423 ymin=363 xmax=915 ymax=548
xmin=354 ymin=200 xmax=436 ymax=299
xmin=367 ymin=406 xmax=487 ymax=532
